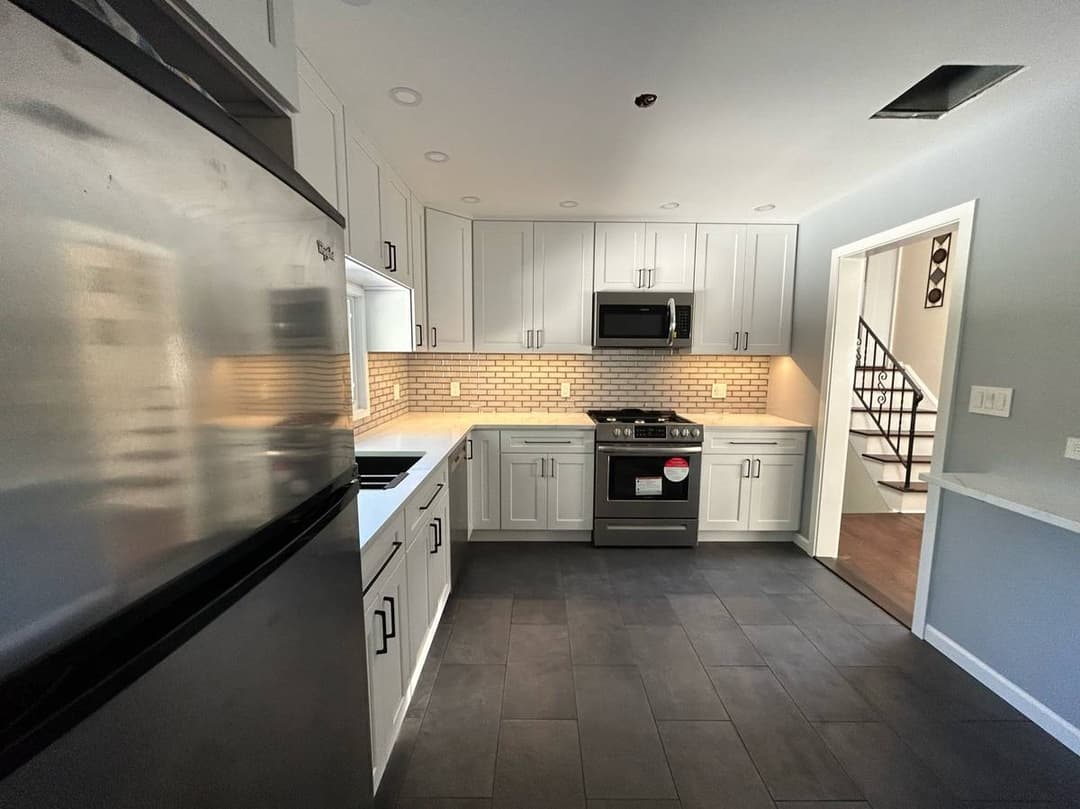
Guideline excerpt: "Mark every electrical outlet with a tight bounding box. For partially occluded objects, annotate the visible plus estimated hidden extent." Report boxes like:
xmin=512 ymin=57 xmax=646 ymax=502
xmin=1066 ymin=437 xmax=1080 ymax=461
xmin=711 ymin=382 xmax=727 ymax=399
xmin=450 ymin=381 xmax=461 ymax=398
xmin=393 ymin=383 xmax=401 ymax=401
xmin=968 ymin=385 xmax=1012 ymax=417
xmin=561 ymin=381 xmax=571 ymax=398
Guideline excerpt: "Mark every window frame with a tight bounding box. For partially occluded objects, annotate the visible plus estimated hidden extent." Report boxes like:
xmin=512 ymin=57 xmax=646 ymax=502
xmin=345 ymin=283 xmax=370 ymax=418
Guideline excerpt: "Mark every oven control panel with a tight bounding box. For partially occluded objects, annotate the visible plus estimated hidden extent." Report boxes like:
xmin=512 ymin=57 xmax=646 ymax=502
xmin=601 ymin=423 xmax=703 ymax=443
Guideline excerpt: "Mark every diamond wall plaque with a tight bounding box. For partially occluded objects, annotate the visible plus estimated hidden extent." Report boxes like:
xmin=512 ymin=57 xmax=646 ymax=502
xmin=925 ymin=232 xmax=951 ymax=308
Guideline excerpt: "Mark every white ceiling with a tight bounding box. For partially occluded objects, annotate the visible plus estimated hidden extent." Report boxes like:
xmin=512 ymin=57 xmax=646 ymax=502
xmin=295 ymin=0 xmax=1080 ymax=221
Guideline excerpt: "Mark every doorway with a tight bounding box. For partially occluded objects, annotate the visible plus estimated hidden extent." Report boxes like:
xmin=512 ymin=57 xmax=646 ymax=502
xmin=807 ymin=202 xmax=975 ymax=637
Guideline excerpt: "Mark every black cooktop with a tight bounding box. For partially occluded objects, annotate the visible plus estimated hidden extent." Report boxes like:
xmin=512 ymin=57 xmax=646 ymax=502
xmin=587 ymin=408 xmax=691 ymax=425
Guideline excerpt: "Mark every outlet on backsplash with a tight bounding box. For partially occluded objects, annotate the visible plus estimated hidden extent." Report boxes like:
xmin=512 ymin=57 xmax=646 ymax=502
xmin=561 ymin=382 xmax=571 ymax=398
xmin=450 ymin=381 xmax=461 ymax=398
xmin=711 ymin=382 xmax=728 ymax=399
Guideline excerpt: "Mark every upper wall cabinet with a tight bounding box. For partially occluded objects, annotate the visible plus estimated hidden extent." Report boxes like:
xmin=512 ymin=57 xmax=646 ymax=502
xmin=693 ymin=224 xmax=797 ymax=355
xmin=163 ymin=0 xmax=300 ymax=111
xmin=594 ymin=223 xmax=695 ymax=291
xmin=293 ymin=51 xmax=346 ymax=213
xmin=473 ymin=221 xmax=594 ymax=354
xmin=379 ymin=166 xmax=413 ymax=286
xmin=344 ymin=131 xmax=383 ymax=270
xmin=409 ymin=194 xmax=428 ymax=351
xmin=425 ymin=209 xmax=473 ymax=352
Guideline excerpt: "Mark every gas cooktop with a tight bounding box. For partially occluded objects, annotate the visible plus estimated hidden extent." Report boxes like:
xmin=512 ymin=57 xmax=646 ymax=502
xmin=587 ymin=409 xmax=702 ymax=442
xmin=587 ymin=408 xmax=690 ymax=425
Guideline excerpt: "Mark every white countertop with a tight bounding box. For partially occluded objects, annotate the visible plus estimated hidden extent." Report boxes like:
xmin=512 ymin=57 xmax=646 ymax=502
xmin=686 ymin=413 xmax=811 ymax=430
xmin=922 ymin=472 xmax=1080 ymax=535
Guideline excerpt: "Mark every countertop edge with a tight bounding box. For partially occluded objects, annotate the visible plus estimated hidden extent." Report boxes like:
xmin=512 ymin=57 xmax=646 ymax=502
xmin=922 ymin=472 xmax=1080 ymax=535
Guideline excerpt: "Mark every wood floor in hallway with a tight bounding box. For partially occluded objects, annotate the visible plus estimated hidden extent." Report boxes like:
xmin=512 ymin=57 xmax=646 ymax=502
xmin=823 ymin=513 xmax=924 ymax=626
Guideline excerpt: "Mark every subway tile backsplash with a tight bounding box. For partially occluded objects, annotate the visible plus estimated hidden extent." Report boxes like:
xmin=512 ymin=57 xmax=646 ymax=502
xmin=355 ymin=351 xmax=770 ymax=436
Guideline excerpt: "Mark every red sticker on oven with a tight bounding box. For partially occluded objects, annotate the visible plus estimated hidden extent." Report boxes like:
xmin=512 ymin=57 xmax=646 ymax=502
xmin=663 ymin=457 xmax=690 ymax=483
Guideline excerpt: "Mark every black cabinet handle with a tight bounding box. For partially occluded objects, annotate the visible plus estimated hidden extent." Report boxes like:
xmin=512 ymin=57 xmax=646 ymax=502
xmin=434 ymin=516 xmax=443 ymax=549
xmin=742 ymin=331 xmax=749 ymax=351
xmin=384 ymin=595 xmax=397 ymax=639
xmin=466 ymin=438 xmax=473 ymax=460
xmin=389 ymin=242 xmax=397 ymax=272
xmin=416 ymin=324 xmax=423 ymax=347
xmin=733 ymin=331 xmax=739 ymax=350
xmin=383 ymin=240 xmax=393 ymax=271
xmin=429 ymin=522 xmax=438 ymax=554
xmin=418 ymin=483 xmax=445 ymax=511
xmin=753 ymin=458 xmax=762 ymax=478
xmin=361 ymin=541 xmax=402 ymax=596
xmin=374 ymin=610 xmax=388 ymax=655
xmin=431 ymin=326 xmax=438 ymax=348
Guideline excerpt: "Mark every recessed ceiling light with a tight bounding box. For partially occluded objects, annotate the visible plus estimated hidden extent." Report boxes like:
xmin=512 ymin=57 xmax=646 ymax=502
xmin=388 ymin=86 xmax=422 ymax=106
xmin=559 ymin=200 xmax=579 ymax=208
xmin=424 ymin=150 xmax=449 ymax=163
xmin=461 ymin=195 xmax=481 ymax=204
xmin=659 ymin=202 xmax=680 ymax=210
xmin=753 ymin=203 xmax=776 ymax=212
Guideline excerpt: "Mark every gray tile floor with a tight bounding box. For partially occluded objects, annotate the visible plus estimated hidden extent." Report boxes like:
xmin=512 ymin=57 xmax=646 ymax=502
xmin=377 ymin=543 xmax=1080 ymax=809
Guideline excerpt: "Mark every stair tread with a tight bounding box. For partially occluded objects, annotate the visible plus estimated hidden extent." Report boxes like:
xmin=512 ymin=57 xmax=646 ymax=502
xmin=878 ymin=480 xmax=929 ymax=493
xmin=852 ymin=406 xmax=937 ymax=415
xmin=851 ymin=428 xmax=935 ymax=438
xmin=862 ymin=453 xmax=933 ymax=464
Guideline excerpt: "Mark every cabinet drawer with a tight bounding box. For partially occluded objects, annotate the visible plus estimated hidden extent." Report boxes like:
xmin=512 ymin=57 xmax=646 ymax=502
xmin=404 ymin=462 xmax=449 ymax=537
xmin=501 ymin=430 xmax=594 ymax=453
xmin=705 ymin=430 xmax=807 ymax=456
xmin=362 ymin=511 xmax=405 ymax=610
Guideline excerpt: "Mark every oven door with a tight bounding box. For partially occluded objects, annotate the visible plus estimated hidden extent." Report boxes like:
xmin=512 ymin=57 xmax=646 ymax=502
xmin=595 ymin=443 xmax=702 ymax=519
xmin=593 ymin=292 xmax=692 ymax=348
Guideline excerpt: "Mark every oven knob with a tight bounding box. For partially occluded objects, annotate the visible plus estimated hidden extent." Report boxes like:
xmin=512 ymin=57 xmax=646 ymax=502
xmin=683 ymin=428 xmax=692 ymax=438
xmin=690 ymin=427 xmax=701 ymax=438
xmin=612 ymin=427 xmax=622 ymax=438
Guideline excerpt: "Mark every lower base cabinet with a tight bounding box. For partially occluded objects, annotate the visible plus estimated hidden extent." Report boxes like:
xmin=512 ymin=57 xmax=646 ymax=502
xmin=405 ymin=530 xmax=430 ymax=676
xmin=492 ymin=430 xmax=595 ymax=533
xmin=426 ymin=495 xmax=451 ymax=623
xmin=366 ymin=550 xmax=408 ymax=785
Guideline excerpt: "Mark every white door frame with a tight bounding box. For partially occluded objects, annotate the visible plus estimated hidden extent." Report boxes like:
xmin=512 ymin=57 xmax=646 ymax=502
xmin=806 ymin=201 xmax=976 ymax=638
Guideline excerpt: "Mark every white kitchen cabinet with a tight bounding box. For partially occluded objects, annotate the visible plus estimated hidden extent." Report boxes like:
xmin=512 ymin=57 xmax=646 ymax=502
xmin=344 ymin=132 xmax=383 ymax=270
xmin=547 ymin=452 xmax=594 ymax=530
xmin=468 ymin=430 xmax=501 ymax=533
xmin=366 ymin=550 xmax=407 ymax=786
xmin=501 ymin=454 xmax=548 ymax=530
xmin=747 ymin=454 xmax=805 ymax=531
xmin=693 ymin=223 xmax=796 ymax=355
xmin=533 ymin=222 xmax=594 ymax=353
xmin=424 ymin=209 xmax=473 ymax=352
xmin=379 ymin=165 xmax=412 ymax=283
xmin=405 ymin=529 xmax=430 ymax=676
xmin=410 ymin=194 xmax=428 ymax=350
xmin=473 ymin=221 xmax=534 ymax=352
xmin=425 ymin=496 xmax=451 ymax=623
xmin=166 ymin=0 xmax=299 ymax=111
xmin=594 ymin=222 xmax=695 ymax=291
xmin=700 ymin=454 xmax=752 ymax=531
xmin=293 ymin=51 xmax=346 ymax=212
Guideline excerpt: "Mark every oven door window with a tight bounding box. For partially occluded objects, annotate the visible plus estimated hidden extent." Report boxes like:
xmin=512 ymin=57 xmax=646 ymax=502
xmin=597 ymin=304 xmax=669 ymax=339
xmin=607 ymin=454 xmax=691 ymax=502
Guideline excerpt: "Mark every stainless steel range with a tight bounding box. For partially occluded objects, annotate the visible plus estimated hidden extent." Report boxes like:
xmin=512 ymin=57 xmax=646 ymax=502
xmin=588 ymin=409 xmax=703 ymax=547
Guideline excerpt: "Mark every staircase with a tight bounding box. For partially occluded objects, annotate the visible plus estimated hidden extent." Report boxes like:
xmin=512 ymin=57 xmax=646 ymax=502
xmin=847 ymin=318 xmax=935 ymax=513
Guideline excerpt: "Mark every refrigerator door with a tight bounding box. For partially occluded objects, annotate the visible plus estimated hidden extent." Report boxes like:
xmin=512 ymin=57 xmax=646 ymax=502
xmin=0 ymin=1 xmax=353 ymax=680
xmin=0 ymin=487 xmax=373 ymax=808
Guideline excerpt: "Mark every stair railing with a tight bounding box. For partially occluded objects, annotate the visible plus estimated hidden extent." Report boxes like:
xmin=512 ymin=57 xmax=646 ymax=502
xmin=854 ymin=317 xmax=925 ymax=489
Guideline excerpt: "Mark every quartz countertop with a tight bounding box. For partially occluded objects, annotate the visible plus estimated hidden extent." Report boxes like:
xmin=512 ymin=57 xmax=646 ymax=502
xmin=685 ymin=412 xmax=812 ymax=430
xmin=922 ymin=472 xmax=1080 ymax=535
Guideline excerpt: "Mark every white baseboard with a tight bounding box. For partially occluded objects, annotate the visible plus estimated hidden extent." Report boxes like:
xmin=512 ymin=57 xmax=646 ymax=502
xmin=793 ymin=532 xmax=813 ymax=554
xmin=698 ymin=530 xmax=795 ymax=543
xmin=924 ymin=625 xmax=1080 ymax=756
xmin=469 ymin=529 xmax=591 ymax=542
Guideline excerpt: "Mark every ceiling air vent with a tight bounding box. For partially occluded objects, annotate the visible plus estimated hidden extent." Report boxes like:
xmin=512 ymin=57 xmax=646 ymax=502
xmin=872 ymin=64 xmax=1024 ymax=120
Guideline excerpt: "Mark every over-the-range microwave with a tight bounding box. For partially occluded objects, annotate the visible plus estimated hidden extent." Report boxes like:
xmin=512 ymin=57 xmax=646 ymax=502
xmin=593 ymin=292 xmax=693 ymax=349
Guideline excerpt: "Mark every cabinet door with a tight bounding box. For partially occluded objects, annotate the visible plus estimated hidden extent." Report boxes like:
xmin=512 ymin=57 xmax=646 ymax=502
xmin=693 ymin=224 xmax=745 ymax=354
xmin=409 ymin=194 xmax=427 ymax=351
xmin=748 ymin=454 xmax=804 ymax=531
xmin=547 ymin=453 xmax=594 ymax=531
xmin=367 ymin=557 xmax=406 ymax=781
xmin=379 ymin=166 xmax=412 ymax=283
xmin=469 ymin=430 xmax=501 ymax=532
xmin=473 ymin=221 xmax=534 ymax=352
xmin=645 ymin=223 xmax=696 ymax=291
xmin=741 ymin=224 xmax=797 ymax=354
xmin=534 ymin=222 xmax=594 ymax=353
xmin=594 ymin=223 xmax=646 ymax=290
xmin=426 ymin=498 xmax=451 ymax=622
xmin=344 ymin=133 xmax=383 ymax=269
xmin=424 ymin=209 xmax=473 ymax=352
xmin=294 ymin=51 xmax=346 ymax=212
xmin=700 ymin=454 xmax=752 ymax=531
xmin=405 ymin=532 xmax=430 ymax=675
xmin=500 ymin=453 xmax=548 ymax=530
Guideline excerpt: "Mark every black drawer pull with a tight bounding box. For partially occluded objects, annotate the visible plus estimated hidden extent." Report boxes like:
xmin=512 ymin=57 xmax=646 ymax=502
xmin=418 ymin=483 xmax=445 ymax=511
xmin=383 ymin=240 xmax=393 ymax=271
xmin=374 ymin=610 xmax=388 ymax=655
xmin=434 ymin=516 xmax=443 ymax=549
xmin=361 ymin=541 xmax=402 ymax=596
xmin=384 ymin=595 xmax=397 ymax=639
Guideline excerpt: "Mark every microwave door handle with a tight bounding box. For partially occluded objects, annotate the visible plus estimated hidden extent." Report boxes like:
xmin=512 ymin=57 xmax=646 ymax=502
xmin=667 ymin=297 xmax=677 ymax=346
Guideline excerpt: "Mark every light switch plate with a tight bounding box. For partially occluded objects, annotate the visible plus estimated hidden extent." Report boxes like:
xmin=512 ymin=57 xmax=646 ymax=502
xmin=561 ymin=381 xmax=571 ymax=398
xmin=450 ymin=381 xmax=461 ymax=398
xmin=711 ymin=382 xmax=728 ymax=399
xmin=968 ymin=385 xmax=1012 ymax=417
xmin=393 ymin=383 xmax=401 ymax=401
xmin=1066 ymin=437 xmax=1080 ymax=461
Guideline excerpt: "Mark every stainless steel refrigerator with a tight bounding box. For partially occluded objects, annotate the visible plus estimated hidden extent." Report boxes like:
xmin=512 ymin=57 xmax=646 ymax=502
xmin=0 ymin=1 xmax=373 ymax=805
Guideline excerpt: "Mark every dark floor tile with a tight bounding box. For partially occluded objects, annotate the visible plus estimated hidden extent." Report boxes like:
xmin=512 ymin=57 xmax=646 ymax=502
xmin=683 ymin=625 xmax=765 ymax=666
xmin=458 ymin=557 xmax=563 ymax=598
xmin=619 ymin=597 xmax=681 ymax=626
xmin=768 ymin=592 xmax=848 ymax=626
xmin=562 ymin=572 xmax=616 ymax=597
xmin=775 ymin=803 xmax=869 ymax=808
xmin=587 ymin=802 xmax=681 ymax=808
xmin=492 ymin=720 xmax=585 ymax=809
xmin=665 ymin=593 xmax=735 ymax=628
xmin=742 ymin=626 xmax=876 ymax=721
xmin=608 ymin=568 xmax=713 ymax=597
xmin=657 ymin=721 xmax=773 ymax=809
xmin=509 ymin=624 xmax=570 ymax=662
xmin=397 ymin=800 xmax=492 ymax=809
xmin=704 ymin=569 xmax=768 ymax=597
xmin=816 ymin=721 xmax=960 ymax=809
xmin=443 ymin=599 xmax=513 ymax=664
xmin=748 ymin=571 xmax=814 ymax=595
xmin=574 ymin=666 xmax=677 ymax=800
xmin=502 ymin=658 xmax=577 ymax=719
xmin=803 ymin=574 xmax=896 ymax=626
xmin=428 ymin=622 xmax=452 ymax=659
xmin=512 ymin=598 xmax=567 ymax=624
xmin=627 ymin=626 xmax=728 ymax=720
xmin=375 ymin=716 xmax=422 ymax=809
xmin=568 ymin=598 xmax=635 ymax=665
xmin=706 ymin=666 xmax=861 ymax=801
xmin=400 ymin=664 xmax=505 ymax=798
xmin=975 ymin=720 xmax=1080 ymax=806
xmin=796 ymin=620 xmax=884 ymax=666
xmin=721 ymin=595 xmax=792 ymax=626
xmin=406 ymin=653 xmax=441 ymax=719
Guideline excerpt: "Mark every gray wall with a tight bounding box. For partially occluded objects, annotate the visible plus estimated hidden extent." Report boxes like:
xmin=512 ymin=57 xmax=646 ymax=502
xmin=770 ymin=85 xmax=1080 ymax=726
